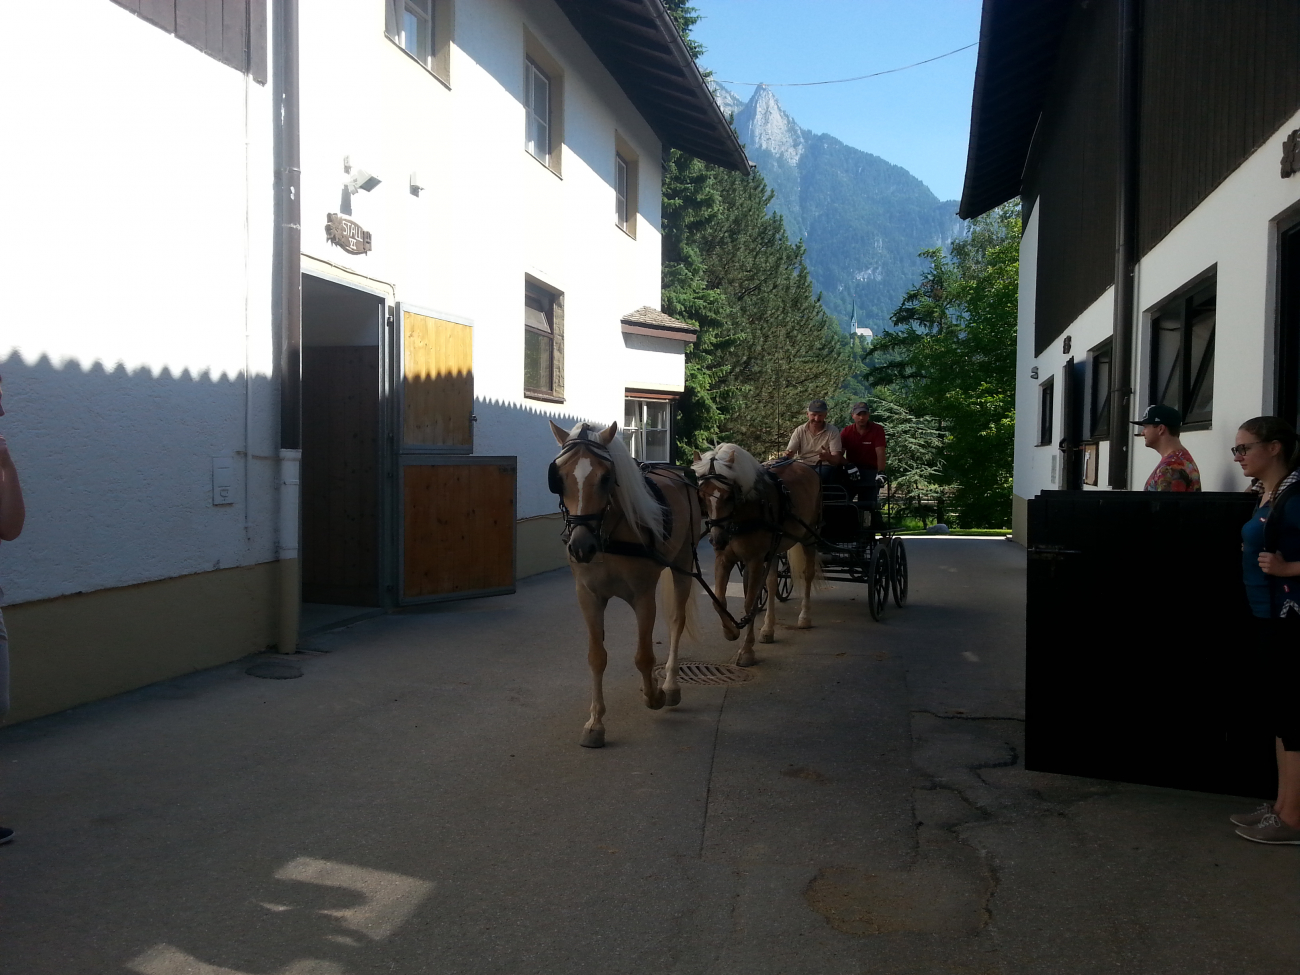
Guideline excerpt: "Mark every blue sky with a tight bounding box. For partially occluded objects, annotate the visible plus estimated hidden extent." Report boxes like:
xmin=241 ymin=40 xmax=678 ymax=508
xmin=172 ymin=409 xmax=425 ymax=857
xmin=691 ymin=0 xmax=983 ymax=202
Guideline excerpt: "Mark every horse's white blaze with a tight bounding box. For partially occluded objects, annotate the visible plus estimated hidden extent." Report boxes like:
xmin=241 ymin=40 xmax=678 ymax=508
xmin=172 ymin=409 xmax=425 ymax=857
xmin=573 ymin=457 xmax=594 ymax=511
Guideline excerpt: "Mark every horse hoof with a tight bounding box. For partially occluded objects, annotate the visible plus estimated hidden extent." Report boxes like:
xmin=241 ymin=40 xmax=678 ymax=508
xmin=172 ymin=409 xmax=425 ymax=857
xmin=580 ymin=728 xmax=605 ymax=748
xmin=797 ymin=617 xmax=813 ymax=629
xmin=664 ymin=687 xmax=682 ymax=707
xmin=645 ymin=690 xmax=666 ymax=711
xmin=758 ymin=632 xmax=775 ymax=644
xmin=736 ymin=649 xmax=757 ymax=667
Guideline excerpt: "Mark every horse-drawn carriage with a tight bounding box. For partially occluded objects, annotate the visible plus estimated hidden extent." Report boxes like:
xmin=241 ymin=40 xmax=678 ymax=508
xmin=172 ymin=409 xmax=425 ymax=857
xmin=743 ymin=470 xmax=908 ymax=622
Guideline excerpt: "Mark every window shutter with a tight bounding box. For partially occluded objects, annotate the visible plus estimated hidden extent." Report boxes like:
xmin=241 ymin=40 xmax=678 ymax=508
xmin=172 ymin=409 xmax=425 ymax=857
xmin=385 ymin=0 xmax=401 ymax=40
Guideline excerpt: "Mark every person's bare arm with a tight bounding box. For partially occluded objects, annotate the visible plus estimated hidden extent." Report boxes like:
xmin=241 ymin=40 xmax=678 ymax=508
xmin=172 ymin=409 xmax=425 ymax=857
xmin=875 ymin=444 xmax=885 ymax=471
xmin=0 ymin=433 xmax=25 ymax=541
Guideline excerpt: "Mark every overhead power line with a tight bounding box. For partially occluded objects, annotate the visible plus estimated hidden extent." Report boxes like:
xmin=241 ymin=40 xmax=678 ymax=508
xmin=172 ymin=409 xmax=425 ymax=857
xmin=717 ymin=41 xmax=978 ymax=88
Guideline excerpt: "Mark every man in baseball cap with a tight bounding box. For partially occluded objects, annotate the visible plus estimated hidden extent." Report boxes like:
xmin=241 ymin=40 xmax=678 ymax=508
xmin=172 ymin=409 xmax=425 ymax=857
xmin=1132 ymin=404 xmax=1201 ymax=491
xmin=785 ymin=399 xmax=843 ymax=473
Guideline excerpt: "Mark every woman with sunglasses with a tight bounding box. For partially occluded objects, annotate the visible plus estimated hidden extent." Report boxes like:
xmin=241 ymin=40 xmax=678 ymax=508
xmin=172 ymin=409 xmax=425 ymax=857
xmin=1232 ymin=416 xmax=1300 ymax=844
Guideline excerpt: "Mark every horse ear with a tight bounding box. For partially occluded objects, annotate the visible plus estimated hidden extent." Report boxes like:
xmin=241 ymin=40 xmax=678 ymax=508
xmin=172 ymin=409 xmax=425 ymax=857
xmin=549 ymin=419 xmax=570 ymax=446
xmin=597 ymin=422 xmax=618 ymax=445
xmin=693 ymin=450 xmax=702 ymax=462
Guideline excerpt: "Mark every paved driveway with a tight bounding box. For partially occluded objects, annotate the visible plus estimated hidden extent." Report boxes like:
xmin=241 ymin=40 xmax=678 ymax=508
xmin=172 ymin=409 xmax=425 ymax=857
xmin=1 ymin=538 xmax=1295 ymax=974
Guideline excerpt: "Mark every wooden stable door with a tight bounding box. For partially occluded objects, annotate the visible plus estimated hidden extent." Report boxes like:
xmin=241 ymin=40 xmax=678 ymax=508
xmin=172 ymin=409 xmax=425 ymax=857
xmin=402 ymin=459 xmax=516 ymax=599
xmin=402 ymin=310 xmax=473 ymax=449
xmin=396 ymin=306 xmax=515 ymax=603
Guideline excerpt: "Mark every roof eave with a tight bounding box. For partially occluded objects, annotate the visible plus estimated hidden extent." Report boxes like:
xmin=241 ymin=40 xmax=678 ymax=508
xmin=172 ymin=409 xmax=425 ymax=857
xmin=552 ymin=0 xmax=751 ymax=173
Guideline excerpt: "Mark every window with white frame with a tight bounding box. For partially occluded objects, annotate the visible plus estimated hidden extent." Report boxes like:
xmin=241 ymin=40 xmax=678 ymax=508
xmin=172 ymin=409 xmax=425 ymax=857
xmin=624 ymin=398 xmax=672 ymax=462
xmin=615 ymin=154 xmax=629 ymax=231
xmin=401 ymin=0 xmax=432 ymax=66
xmin=384 ymin=0 xmax=449 ymax=81
xmin=526 ymin=58 xmax=551 ymax=166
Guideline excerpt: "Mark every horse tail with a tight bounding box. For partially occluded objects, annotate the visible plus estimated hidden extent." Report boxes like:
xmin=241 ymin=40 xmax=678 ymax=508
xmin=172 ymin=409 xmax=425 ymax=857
xmin=787 ymin=542 xmax=825 ymax=589
xmin=659 ymin=566 xmax=699 ymax=643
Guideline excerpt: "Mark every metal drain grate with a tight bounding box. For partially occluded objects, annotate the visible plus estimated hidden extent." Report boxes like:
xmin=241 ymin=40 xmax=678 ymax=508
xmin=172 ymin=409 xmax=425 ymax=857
xmin=651 ymin=661 xmax=754 ymax=685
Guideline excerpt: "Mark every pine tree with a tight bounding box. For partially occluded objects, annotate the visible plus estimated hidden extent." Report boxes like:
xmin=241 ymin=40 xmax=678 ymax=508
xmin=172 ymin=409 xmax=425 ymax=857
xmin=660 ymin=4 xmax=854 ymax=460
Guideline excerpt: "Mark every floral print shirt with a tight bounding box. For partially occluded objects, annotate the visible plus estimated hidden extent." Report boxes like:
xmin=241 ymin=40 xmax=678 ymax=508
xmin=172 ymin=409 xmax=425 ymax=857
xmin=1144 ymin=447 xmax=1201 ymax=492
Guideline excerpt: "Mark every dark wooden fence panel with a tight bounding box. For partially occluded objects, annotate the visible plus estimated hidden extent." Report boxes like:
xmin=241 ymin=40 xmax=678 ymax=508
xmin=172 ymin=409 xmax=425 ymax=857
xmin=1139 ymin=0 xmax=1300 ymax=256
xmin=1027 ymin=491 xmax=1273 ymax=797
xmin=111 ymin=0 xmax=266 ymax=81
xmin=1024 ymin=0 xmax=1119 ymax=357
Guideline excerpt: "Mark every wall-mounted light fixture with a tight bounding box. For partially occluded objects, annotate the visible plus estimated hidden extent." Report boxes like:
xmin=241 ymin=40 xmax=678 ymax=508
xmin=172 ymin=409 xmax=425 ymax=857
xmin=410 ymin=172 xmax=423 ymax=197
xmin=1030 ymin=366 xmax=1039 ymax=379
xmin=345 ymin=169 xmax=381 ymax=195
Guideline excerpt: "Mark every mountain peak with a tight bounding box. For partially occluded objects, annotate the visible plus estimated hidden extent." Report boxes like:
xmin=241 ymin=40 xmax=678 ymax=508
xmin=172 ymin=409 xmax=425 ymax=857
xmin=736 ymin=84 xmax=805 ymax=166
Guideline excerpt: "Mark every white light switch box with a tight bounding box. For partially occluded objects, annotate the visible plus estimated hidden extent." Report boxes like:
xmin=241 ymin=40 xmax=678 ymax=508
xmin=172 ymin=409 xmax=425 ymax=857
xmin=212 ymin=456 xmax=234 ymax=505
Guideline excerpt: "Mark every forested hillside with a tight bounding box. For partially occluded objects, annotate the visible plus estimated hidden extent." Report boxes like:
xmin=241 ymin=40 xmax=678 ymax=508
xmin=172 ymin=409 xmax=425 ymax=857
xmin=716 ymin=84 xmax=964 ymax=334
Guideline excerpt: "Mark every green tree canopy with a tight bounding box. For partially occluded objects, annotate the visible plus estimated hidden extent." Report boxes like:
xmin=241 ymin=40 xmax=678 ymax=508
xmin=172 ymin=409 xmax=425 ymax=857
xmin=865 ymin=202 xmax=1021 ymax=527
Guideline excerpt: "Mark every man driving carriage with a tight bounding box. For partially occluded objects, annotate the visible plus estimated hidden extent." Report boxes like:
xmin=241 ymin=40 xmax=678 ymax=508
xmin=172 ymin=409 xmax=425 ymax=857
xmin=783 ymin=399 xmax=844 ymax=481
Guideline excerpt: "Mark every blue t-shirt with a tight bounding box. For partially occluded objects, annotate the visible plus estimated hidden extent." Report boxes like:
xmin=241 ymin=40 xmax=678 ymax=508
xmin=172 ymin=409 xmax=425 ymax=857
xmin=1241 ymin=496 xmax=1300 ymax=617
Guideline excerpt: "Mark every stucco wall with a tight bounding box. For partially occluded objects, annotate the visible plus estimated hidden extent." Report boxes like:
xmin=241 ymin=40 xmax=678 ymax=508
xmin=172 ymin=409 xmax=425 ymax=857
xmin=298 ymin=0 xmax=668 ymax=521
xmin=0 ymin=0 xmax=277 ymax=607
xmin=1015 ymin=107 xmax=1300 ymax=502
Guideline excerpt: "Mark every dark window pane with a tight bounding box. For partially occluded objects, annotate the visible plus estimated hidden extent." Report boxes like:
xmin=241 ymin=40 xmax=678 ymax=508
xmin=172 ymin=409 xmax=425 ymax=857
xmin=1091 ymin=346 xmax=1112 ymax=438
xmin=525 ymin=329 xmax=552 ymax=391
xmin=1153 ymin=314 xmax=1182 ymax=410
xmin=1186 ymin=313 xmax=1215 ymax=424
xmin=1039 ymin=380 xmax=1054 ymax=445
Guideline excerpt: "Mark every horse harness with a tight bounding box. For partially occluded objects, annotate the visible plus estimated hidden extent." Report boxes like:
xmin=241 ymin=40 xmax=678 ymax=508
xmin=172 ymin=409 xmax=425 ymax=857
xmin=548 ymin=433 xmax=769 ymax=631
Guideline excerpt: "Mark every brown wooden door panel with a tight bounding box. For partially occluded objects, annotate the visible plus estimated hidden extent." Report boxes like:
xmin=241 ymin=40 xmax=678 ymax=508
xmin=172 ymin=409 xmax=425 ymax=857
xmin=403 ymin=311 xmax=473 ymax=448
xmin=302 ymin=347 xmax=380 ymax=606
xmin=403 ymin=463 xmax=514 ymax=598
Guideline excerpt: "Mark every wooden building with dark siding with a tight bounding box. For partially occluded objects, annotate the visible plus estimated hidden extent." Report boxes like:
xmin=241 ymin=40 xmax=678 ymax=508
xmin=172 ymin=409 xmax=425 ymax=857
xmin=961 ymin=0 xmax=1300 ymax=538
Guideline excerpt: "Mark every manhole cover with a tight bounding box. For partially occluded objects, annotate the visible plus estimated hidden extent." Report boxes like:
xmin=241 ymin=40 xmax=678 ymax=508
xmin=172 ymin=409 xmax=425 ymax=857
xmin=651 ymin=661 xmax=754 ymax=685
xmin=245 ymin=661 xmax=303 ymax=680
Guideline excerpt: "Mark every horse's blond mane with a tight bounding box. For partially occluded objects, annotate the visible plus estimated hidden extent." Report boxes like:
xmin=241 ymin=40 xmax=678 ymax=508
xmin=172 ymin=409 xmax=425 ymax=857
xmin=691 ymin=443 xmax=765 ymax=500
xmin=565 ymin=422 xmax=664 ymax=538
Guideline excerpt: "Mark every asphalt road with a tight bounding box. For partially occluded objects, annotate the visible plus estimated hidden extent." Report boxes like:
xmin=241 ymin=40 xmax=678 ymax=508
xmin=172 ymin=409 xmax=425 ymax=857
xmin=1 ymin=538 xmax=1296 ymax=974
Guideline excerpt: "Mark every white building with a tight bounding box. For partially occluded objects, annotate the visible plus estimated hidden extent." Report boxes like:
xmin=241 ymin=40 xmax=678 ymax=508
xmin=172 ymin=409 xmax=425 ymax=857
xmin=958 ymin=0 xmax=1300 ymax=542
xmin=0 ymin=0 xmax=745 ymax=723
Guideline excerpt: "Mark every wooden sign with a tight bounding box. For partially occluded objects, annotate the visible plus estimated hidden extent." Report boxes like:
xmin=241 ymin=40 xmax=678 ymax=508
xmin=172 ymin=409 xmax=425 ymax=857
xmin=325 ymin=213 xmax=372 ymax=255
xmin=1283 ymin=129 xmax=1300 ymax=179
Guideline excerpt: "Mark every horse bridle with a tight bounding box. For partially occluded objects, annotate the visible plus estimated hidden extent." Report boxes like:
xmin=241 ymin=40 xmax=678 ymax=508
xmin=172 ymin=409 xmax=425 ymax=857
xmin=548 ymin=428 xmax=621 ymax=547
xmin=696 ymin=457 xmax=742 ymax=540
xmin=697 ymin=456 xmax=785 ymax=544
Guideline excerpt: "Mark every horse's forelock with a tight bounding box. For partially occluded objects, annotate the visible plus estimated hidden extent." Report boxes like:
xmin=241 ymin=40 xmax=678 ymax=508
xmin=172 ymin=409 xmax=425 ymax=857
xmin=692 ymin=444 xmax=763 ymax=499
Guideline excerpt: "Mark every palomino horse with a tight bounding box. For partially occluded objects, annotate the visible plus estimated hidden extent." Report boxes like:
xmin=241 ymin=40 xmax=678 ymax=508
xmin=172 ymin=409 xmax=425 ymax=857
xmin=692 ymin=444 xmax=820 ymax=666
xmin=548 ymin=420 xmax=701 ymax=748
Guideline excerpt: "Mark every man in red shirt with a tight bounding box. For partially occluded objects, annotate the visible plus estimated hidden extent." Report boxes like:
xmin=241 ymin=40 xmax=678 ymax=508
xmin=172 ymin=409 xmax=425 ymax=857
xmin=841 ymin=402 xmax=886 ymax=474
xmin=841 ymin=402 xmax=887 ymax=527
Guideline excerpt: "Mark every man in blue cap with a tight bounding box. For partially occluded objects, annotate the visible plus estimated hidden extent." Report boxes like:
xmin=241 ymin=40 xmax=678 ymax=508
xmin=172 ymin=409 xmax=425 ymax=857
xmin=1132 ymin=404 xmax=1201 ymax=491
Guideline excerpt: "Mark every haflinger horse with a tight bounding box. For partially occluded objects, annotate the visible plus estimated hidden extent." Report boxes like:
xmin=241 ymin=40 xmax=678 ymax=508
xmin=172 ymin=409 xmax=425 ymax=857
xmin=548 ymin=420 xmax=701 ymax=748
xmin=692 ymin=444 xmax=820 ymax=666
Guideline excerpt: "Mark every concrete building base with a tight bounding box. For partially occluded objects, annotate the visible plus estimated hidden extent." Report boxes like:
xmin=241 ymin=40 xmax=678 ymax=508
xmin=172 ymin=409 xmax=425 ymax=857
xmin=2 ymin=562 xmax=278 ymax=725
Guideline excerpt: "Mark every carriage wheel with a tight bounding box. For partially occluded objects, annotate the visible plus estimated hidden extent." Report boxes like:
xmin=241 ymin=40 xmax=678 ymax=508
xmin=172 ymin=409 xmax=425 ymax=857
xmin=890 ymin=537 xmax=909 ymax=607
xmin=737 ymin=562 xmax=768 ymax=612
xmin=867 ymin=545 xmax=890 ymax=621
xmin=776 ymin=553 xmax=793 ymax=602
